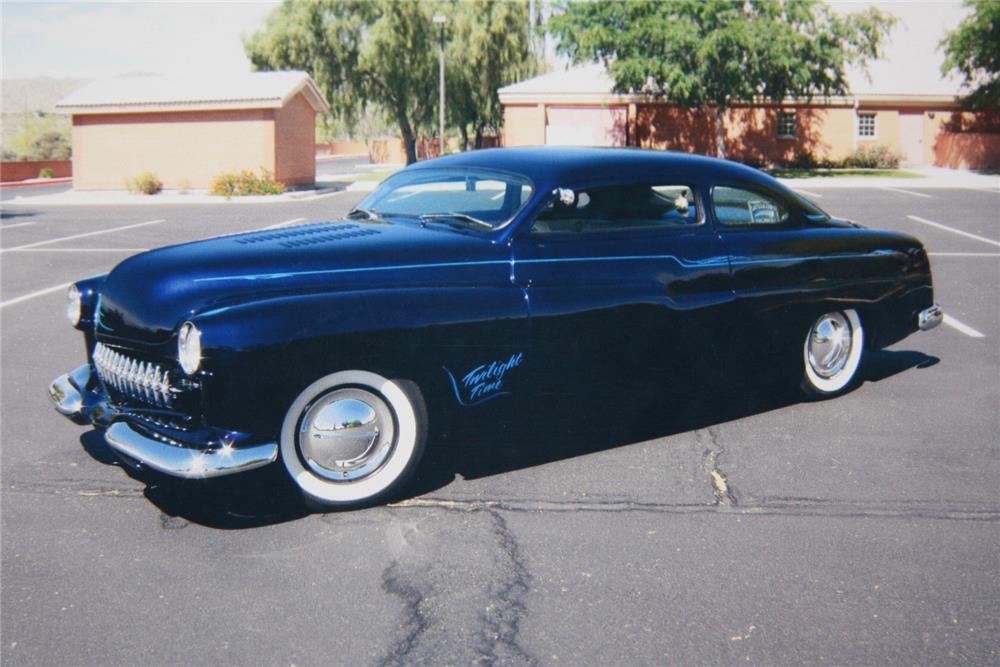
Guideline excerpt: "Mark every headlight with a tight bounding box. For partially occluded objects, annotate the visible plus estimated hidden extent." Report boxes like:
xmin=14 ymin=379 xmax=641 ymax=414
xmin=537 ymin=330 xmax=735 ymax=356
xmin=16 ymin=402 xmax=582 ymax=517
xmin=177 ymin=321 xmax=202 ymax=375
xmin=66 ymin=284 xmax=82 ymax=326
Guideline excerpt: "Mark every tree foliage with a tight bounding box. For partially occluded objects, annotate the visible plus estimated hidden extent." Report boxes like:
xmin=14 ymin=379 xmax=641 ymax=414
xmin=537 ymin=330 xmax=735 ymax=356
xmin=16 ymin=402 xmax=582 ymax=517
xmin=941 ymin=0 xmax=1000 ymax=108
xmin=6 ymin=112 xmax=72 ymax=161
xmin=550 ymin=0 xmax=896 ymax=158
xmin=245 ymin=0 xmax=538 ymax=163
xmin=446 ymin=0 xmax=540 ymax=150
xmin=245 ymin=0 xmax=436 ymax=164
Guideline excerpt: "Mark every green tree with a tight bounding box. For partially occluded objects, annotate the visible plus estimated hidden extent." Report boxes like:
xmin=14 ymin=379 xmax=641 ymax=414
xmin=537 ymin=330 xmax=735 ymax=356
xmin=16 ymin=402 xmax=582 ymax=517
xmin=446 ymin=0 xmax=540 ymax=151
xmin=550 ymin=0 xmax=896 ymax=159
xmin=245 ymin=0 xmax=437 ymax=164
xmin=941 ymin=0 xmax=1000 ymax=108
xmin=6 ymin=112 xmax=72 ymax=161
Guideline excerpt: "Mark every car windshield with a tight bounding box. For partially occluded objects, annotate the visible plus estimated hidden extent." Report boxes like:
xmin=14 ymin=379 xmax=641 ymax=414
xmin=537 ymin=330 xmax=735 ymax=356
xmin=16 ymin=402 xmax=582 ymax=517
xmin=356 ymin=168 xmax=534 ymax=230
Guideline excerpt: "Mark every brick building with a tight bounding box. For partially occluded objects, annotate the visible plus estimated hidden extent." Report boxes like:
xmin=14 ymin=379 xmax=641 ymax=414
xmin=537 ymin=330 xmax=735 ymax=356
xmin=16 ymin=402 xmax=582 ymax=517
xmin=499 ymin=64 xmax=999 ymax=169
xmin=57 ymin=71 xmax=328 ymax=190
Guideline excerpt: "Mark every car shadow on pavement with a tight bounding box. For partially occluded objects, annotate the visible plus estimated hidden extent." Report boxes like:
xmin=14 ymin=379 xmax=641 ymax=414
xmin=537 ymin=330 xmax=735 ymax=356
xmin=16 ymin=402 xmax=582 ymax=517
xmin=77 ymin=348 xmax=937 ymax=528
xmin=78 ymin=430 xmax=308 ymax=529
xmin=0 ymin=209 xmax=38 ymax=219
xmin=408 ymin=347 xmax=940 ymax=496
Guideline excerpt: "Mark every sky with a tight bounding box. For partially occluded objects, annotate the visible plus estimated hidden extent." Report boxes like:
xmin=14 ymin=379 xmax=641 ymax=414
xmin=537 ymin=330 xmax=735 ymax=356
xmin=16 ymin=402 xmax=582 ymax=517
xmin=1 ymin=1 xmax=280 ymax=79
xmin=0 ymin=0 xmax=972 ymax=96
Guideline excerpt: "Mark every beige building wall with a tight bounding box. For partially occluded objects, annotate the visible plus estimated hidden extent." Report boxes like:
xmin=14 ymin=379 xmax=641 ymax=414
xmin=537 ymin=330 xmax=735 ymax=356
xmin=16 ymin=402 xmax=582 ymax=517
xmin=856 ymin=108 xmax=901 ymax=154
xmin=72 ymin=109 xmax=276 ymax=190
xmin=274 ymin=92 xmax=317 ymax=185
xmin=503 ymin=105 xmax=546 ymax=146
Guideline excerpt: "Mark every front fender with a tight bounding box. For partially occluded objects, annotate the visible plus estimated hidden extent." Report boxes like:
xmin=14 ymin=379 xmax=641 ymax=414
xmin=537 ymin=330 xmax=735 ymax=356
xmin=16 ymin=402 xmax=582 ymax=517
xmin=192 ymin=286 xmax=529 ymax=436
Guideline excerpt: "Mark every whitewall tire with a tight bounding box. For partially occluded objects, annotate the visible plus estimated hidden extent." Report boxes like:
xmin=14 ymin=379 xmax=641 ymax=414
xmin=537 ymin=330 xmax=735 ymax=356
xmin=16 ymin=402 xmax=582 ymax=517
xmin=280 ymin=370 xmax=427 ymax=509
xmin=801 ymin=309 xmax=864 ymax=398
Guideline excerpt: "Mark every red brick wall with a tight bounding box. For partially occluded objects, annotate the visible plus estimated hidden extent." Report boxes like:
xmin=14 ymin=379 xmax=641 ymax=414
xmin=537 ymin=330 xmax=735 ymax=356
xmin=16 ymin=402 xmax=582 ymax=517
xmin=934 ymin=133 xmax=1000 ymax=169
xmin=1 ymin=160 xmax=72 ymax=182
xmin=317 ymin=140 xmax=370 ymax=155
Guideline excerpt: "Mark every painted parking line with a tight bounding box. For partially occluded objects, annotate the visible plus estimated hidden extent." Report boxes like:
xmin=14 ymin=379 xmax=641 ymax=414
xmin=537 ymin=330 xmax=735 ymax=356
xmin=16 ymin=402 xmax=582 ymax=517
xmin=906 ymin=215 xmax=1000 ymax=248
xmin=0 ymin=221 xmax=36 ymax=231
xmin=260 ymin=217 xmax=307 ymax=230
xmin=0 ymin=281 xmax=73 ymax=309
xmin=943 ymin=314 xmax=985 ymax=338
xmin=881 ymin=187 xmax=932 ymax=199
xmin=0 ymin=219 xmax=166 ymax=253
xmin=8 ymin=248 xmax=150 ymax=253
xmin=793 ymin=188 xmax=823 ymax=198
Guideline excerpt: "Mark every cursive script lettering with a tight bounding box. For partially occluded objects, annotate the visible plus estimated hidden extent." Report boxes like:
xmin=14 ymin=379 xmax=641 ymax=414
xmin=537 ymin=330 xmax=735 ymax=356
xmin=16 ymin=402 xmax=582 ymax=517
xmin=444 ymin=352 xmax=524 ymax=407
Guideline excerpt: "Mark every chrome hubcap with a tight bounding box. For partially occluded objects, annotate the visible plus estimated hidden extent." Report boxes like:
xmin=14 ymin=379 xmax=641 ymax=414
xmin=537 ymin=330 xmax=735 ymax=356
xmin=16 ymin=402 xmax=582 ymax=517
xmin=808 ymin=312 xmax=853 ymax=378
xmin=298 ymin=388 xmax=395 ymax=482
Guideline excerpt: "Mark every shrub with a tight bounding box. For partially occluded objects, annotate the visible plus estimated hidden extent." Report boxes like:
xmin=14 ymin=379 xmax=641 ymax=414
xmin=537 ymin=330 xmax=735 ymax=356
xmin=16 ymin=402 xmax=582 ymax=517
xmin=30 ymin=131 xmax=71 ymax=161
xmin=124 ymin=172 xmax=163 ymax=195
xmin=842 ymin=144 xmax=902 ymax=169
xmin=38 ymin=167 xmax=54 ymax=179
xmin=210 ymin=168 xmax=286 ymax=198
xmin=178 ymin=178 xmax=191 ymax=195
xmin=8 ymin=112 xmax=72 ymax=161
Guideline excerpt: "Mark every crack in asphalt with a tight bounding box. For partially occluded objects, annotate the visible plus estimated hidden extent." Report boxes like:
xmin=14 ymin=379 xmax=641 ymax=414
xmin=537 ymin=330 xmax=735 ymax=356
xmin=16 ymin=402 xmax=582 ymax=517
xmin=4 ymin=482 xmax=998 ymax=522
xmin=378 ymin=561 xmax=431 ymax=667
xmin=699 ymin=427 xmax=738 ymax=508
xmin=391 ymin=496 xmax=1000 ymax=522
xmin=478 ymin=508 xmax=535 ymax=666
xmin=1 ymin=480 xmax=145 ymax=498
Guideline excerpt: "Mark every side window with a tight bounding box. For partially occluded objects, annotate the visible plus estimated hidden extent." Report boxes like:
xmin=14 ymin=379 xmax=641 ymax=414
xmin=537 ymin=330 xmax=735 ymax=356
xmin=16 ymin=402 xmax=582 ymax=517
xmin=532 ymin=183 xmax=700 ymax=234
xmin=712 ymin=186 xmax=789 ymax=226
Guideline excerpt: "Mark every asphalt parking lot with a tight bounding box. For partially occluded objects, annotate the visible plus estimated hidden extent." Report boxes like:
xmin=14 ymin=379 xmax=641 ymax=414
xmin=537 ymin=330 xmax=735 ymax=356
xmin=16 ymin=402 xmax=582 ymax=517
xmin=1 ymin=182 xmax=998 ymax=665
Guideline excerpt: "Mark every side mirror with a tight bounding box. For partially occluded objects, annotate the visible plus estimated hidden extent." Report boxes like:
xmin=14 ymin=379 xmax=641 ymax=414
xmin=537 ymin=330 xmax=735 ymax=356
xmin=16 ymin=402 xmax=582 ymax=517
xmin=554 ymin=187 xmax=575 ymax=206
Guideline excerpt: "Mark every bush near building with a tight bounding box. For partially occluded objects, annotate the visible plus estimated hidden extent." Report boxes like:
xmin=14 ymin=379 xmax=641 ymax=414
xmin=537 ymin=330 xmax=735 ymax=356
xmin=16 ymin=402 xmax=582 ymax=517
xmin=210 ymin=169 xmax=286 ymax=198
xmin=125 ymin=172 xmax=163 ymax=195
xmin=841 ymin=145 xmax=903 ymax=169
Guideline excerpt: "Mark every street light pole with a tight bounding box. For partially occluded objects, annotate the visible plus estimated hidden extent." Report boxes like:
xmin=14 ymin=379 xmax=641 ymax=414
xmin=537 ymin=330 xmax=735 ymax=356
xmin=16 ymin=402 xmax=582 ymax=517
xmin=433 ymin=14 xmax=447 ymax=157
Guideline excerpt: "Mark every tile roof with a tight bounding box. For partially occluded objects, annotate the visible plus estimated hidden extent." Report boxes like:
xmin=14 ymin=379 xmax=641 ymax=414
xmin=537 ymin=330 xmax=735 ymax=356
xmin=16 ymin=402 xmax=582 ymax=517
xmin=498 ymin=62 xmax=964 ymax=105
xmin=57 ymin=70 xmax=329 ymax=113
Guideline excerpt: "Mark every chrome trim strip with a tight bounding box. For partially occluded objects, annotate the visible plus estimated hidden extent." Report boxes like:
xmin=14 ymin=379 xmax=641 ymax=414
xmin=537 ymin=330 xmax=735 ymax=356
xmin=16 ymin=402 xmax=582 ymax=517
xmin=104 ymin=422 xmax=278 ymax=479
xmin=193 ymin=249 xmax=898 ymax=284
xmin=918 ymin=303 xmax=943 ymax=331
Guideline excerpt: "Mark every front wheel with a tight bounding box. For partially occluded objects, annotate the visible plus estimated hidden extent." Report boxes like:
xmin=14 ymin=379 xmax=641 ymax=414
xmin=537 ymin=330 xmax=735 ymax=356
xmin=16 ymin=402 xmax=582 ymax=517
xmin=279 ymin=370 xmax=427 ymax=510
xmin=800 ymin=309 xmax=864 ymax=398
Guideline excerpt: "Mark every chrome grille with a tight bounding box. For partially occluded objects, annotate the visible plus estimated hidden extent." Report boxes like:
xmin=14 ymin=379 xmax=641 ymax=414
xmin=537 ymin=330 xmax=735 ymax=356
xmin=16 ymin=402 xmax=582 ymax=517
xmin=93 ymin=342 xmax=174 ymax=407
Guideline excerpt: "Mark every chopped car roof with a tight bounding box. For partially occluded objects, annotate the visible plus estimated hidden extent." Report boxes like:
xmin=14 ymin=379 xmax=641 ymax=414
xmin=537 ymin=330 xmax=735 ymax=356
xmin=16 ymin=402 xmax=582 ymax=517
xmin=406 ymin=146 xmax=782 ymax=192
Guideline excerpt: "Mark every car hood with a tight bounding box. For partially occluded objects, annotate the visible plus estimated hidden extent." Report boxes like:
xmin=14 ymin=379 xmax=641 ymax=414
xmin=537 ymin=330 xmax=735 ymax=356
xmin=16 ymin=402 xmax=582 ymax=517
xmin=96 ymin=220 xmax=507 ymax=344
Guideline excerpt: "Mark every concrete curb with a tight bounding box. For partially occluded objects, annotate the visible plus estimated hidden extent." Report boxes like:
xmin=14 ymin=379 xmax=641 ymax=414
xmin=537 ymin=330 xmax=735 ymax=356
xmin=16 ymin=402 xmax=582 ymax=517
xmin=0 ymin=177 xmax=74 ymax=189
xmin=2 ymin=187 xmax=350 ymax=206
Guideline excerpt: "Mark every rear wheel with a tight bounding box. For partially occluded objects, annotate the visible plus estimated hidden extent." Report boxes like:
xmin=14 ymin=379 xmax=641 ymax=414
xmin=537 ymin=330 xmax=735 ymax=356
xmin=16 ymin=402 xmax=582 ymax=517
xmin=279 ymin=370 xmax=427 ymax=509
xmin=800 ymin=309 xmax=864 ymax=398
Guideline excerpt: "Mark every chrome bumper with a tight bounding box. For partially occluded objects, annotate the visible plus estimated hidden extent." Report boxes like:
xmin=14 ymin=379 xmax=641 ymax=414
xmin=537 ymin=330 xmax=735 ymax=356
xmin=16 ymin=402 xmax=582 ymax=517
xmin=49 ymin=365 xmax=278 ymax=479
xmin=918 ymin=303 xmax=943 ymax=331
xmin=104 ymin=422 xmax=277 ymax=479
xmin=48 ymin=364 xmax=91 ymax=419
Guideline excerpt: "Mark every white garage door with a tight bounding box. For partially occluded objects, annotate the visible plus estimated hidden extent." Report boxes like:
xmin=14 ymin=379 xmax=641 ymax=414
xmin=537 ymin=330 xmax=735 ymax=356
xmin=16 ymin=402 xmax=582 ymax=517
xmin=545 ymin=106 xmax=627 ymax=147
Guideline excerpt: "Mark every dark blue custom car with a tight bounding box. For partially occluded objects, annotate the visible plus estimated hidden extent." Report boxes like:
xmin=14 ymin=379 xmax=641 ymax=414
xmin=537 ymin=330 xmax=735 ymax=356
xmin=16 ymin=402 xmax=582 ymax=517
xmin=49 ymin=147 xmax=943 ymax=508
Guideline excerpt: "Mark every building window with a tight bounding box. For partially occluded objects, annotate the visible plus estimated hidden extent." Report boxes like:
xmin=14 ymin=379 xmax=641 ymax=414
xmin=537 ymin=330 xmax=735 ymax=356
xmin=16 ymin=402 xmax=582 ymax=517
xmin=776 ymin=111 xmax=796 ymax=139
xmin=858 ymin=112 xmax=877 ymax=138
